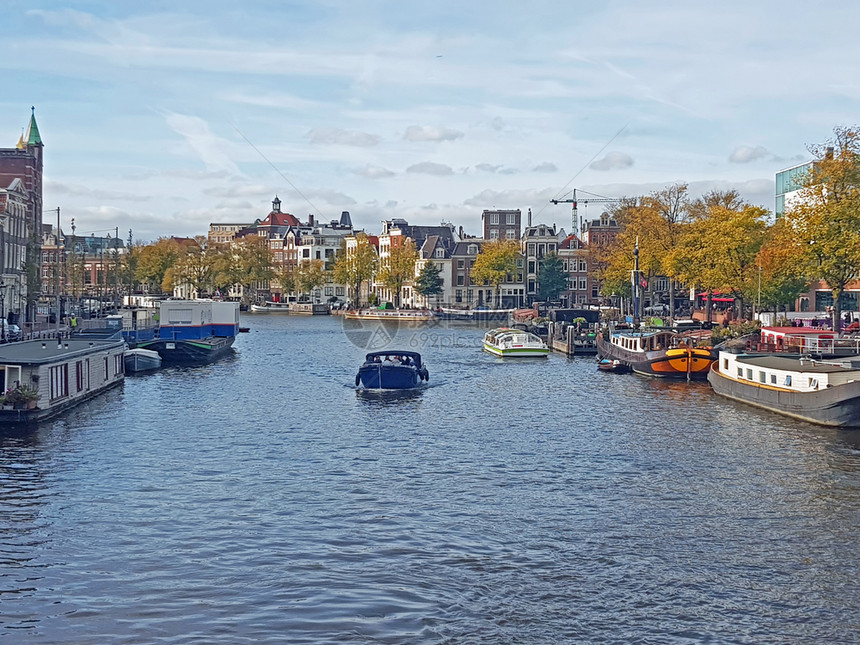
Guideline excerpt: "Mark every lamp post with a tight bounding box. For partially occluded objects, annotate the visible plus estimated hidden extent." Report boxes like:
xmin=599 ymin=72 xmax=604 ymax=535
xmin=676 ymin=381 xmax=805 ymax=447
xmin=0 ymin=280 xmax=5 ymax=343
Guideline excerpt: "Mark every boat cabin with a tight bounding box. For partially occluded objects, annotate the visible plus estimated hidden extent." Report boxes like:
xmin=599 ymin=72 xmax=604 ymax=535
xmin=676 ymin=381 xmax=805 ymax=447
xmin=717 ymin=351 xmax=860 ymax=393
xmin=363 ymin=351 xmax=423 ymax=368
xmin=757 ymin=326 xmax=836 ymax=353
xmin=611 ymin=330 xmax=677 ymax=353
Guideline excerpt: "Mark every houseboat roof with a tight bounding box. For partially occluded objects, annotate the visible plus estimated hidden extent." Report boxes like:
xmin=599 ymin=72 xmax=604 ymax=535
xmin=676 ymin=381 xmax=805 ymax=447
xmin=731 ymin=353 xmax=860 ymax=374
xmin=0 ymin=338 xmax=124 ymax=365
xmin=762 ymin=326 xmax=835 ymax=336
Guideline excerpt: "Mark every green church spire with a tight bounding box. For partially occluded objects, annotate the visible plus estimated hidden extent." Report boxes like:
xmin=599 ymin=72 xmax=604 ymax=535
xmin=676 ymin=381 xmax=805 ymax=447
xmin=26 ymin=106 xmax=42 ymax=146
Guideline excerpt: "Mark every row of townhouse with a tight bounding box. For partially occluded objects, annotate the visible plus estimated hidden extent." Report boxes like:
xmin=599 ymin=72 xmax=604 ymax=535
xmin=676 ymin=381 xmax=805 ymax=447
xmin=208 ymin=198 xmax=628 ymax=309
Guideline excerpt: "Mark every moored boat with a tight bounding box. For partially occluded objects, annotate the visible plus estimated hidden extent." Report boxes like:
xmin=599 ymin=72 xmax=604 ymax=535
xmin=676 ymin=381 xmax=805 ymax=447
xmin=708 ymin=350 xmax=860 ymax=427
xmin=0 ymin=336 xmax=125 ymax=422
xmin=596 ymin=328 xmax=715 ymax=379
xmin=355 ymin=351 xmax=429 ymax=389
xmin=482 ymin=327 xmax=549 ymax=357
xmin=250 ymin=301 xmax=291 ymax=313
xmin=123 ymin=347 xmax=162 ymax=373
xmin=434 ymin=306 xmax=514 ymax=321
xmin=597 ymin=358 xmax=631 ymax=373
xmin=134 ymin=299 xmax=239 ymax=365
xmin=344 ymin=307 xmax=434 ymax=322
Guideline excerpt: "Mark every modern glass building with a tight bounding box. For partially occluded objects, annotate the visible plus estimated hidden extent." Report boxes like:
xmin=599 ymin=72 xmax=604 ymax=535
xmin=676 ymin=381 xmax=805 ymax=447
xmin=775 ymin=161 xmax=813 ymax=217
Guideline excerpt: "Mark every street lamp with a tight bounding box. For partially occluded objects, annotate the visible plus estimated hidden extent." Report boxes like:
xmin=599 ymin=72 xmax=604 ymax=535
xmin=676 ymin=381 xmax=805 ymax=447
xmin=0 ymin=280 xmax=6 ymax=343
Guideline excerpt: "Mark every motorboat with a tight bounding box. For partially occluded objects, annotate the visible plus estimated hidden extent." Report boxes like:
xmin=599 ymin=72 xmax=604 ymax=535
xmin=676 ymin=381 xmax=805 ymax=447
xmin=124 ymin=347 xmax=162 ymax=373
xmin=356 ymin=351 xmax=429 ymax=389
xmin=482 ymin=327 xmax=549 ymax=357
xmin=597 ymin=358 xmax=631 ymax=373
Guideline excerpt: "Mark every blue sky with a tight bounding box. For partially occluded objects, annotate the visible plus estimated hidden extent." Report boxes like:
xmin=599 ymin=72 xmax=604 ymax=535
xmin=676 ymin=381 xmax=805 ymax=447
xmin=2 ymin=1 xmax=858 ymax=242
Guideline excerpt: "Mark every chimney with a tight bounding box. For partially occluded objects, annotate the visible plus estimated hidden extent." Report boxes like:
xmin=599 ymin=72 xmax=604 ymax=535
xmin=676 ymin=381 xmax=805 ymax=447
xmin=528 ymin=208 xmax=532 ymax=227
xmin=825 ymin=146 xmax=835 ymax=160
xmin=308 ymin=214 xmax=314 ymax=227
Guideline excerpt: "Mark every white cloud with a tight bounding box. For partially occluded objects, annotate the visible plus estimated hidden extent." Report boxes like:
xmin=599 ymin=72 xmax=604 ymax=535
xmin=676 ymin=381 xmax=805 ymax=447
xmin=308 ymin=128 xmax=382 ymax=147
xmin=729 ymin=146 xmax=770 ymax=163
xmin=352 ymin=165 xmax=396 ymax=179
xmin=406 ymin=162 xmax=455 ymax=176
xmin=590 ymin=152 xmax=634 ymax=172
xmin=403 ymin=125 xmax=464 ymax=142
xmin=163 ymin=113 xmax=241 ymax=175
xmin=475 ymin=163 xmax=502 ymax=173
xmin=532 ymin=162 xmax=557 ymax=173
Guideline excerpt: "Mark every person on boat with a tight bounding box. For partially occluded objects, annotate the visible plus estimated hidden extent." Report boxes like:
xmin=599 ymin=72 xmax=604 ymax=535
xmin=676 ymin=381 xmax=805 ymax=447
xmin=401 ymin=356 xmax=412 ymax=366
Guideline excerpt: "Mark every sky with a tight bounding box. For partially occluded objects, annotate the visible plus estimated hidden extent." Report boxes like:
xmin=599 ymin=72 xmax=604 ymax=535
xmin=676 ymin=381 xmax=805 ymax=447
xmin=2 ymin=1 xmax=859 ymax=244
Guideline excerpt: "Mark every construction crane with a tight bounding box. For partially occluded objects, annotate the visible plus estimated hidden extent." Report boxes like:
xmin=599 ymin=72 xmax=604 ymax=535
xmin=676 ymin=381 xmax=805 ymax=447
xmin=550 ymin=189 xmax=620 ymax=238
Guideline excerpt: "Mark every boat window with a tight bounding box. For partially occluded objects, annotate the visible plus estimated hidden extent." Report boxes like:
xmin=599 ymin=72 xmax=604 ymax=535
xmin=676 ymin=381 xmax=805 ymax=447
xmin=809 ymin=378 xmax=818 ymax=389
xmin=746 ymin=369 xmax=753 ymax=380
xmin=723 ymin=358 xmax=729 ymax=369
xmin=785 ymin=375 xmax=792 ymax=386
xmin=759 ymin=371 xmax=766 ymax=383
xmin=771 ymin=374 xmax=777 ymax=384
xmin=737 ymin=367 xmax=743 ymax=377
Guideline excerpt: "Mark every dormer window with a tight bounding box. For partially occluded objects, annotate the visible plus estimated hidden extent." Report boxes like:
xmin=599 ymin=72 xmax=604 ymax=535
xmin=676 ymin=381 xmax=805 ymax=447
xmin=468 ymin=244 xmax=478 ymax=255
xmin=435 ymin=248 xmax=445 ymax=258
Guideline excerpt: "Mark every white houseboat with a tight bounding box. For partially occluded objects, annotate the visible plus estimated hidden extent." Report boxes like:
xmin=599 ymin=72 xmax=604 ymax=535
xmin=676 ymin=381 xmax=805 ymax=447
xmin=0 ymin=336 xmax=126 ymax=422
xmin=708 ymin=350 xmax=860 ymax=427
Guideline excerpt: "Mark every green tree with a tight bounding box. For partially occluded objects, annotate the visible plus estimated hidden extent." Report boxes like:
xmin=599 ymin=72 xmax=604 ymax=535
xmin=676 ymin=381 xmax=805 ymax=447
xmin=378 ymin=239 xmax=418 ymax=308
xmin=332 ymin=233 xmax=377 ymax=306
xmin=471 ymin=239 xmax=520 ymax=307
xmin=782 ymin=126 xmax=860 ymax=331
xmin=415 ymin=261 xmax=444 ymax=306
xmin=538 ymin=252 xmax=567 ymax=302
xmin=296 ymin=259 xmax=328 ymax=300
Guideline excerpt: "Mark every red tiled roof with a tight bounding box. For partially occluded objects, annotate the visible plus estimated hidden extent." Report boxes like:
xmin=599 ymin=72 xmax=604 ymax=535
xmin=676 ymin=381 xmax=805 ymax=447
xmin=262 ymin=211 xmax=301 ymax=227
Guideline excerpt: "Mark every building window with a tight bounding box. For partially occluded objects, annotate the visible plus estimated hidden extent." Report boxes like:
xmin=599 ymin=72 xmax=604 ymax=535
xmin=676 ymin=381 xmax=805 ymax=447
xmin=489 ymin=230 xmax=499 ymax=239
xmin=435 ymin=248 xmax=445 ymax=258
xmin=579 ymin=278 xmax=587 ymax=290
xmin=506 ymin=230 xmax=516 ymax=240
xmin=490 ymin=213 xmax=499 ymax=224
xmin=507 ymin=213 xmax=516 ymax=224
xmin=457 ymin=275 xmax=465 ymax=286
xmin=457 ymin=259 xmax=465 ymax=269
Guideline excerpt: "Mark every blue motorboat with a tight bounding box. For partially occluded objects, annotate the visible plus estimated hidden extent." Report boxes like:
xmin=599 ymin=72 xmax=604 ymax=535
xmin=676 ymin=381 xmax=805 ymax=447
xmin=355 ymin=350 xmax=429 ymax=389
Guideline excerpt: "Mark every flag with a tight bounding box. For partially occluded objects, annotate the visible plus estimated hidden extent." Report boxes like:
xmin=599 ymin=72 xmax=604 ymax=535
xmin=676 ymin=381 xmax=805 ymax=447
xmin=639 ymin=276 xmax=648 ymax=289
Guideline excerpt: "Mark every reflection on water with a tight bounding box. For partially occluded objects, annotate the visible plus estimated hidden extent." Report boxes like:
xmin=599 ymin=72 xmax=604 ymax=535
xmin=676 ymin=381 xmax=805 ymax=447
xmin=1 ymin=313 xmax=859 ymax=643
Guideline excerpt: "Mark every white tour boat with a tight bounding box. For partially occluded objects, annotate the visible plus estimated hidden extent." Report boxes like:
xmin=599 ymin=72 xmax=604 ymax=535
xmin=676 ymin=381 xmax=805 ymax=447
xmin=482 ymin=327 xmax=549 ymax=358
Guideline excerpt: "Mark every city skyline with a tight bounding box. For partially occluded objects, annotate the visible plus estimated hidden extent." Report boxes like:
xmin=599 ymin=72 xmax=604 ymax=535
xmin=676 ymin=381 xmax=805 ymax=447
xmin=3 ymin=1 xmax=859 ymax=242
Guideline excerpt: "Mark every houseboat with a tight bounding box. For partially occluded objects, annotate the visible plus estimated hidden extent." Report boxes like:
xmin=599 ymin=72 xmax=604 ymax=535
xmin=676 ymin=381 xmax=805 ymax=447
xmin=747 ymin=325 xmax=860 ymax=357
xmin=434 ymin=306 xmax=514 ymax=321
xmin=596 ymin=328 xmax=715 ymax=379
xmin=708 ymin=350 xmax=860 ymax=427
xmin=482 ymin=327 xmax=549 ymax=357
xmin=134 ymin=299 xmax=240 ymax=365
xmin=344 ymin=305 xmax=434 ymax=322
xmin=250 ymin=301 xmax=291 ymax=313
xmin=355 ymin=351 xmax=429 ymax=389
xmin=0 ymin=336 xmax=125 ymax=422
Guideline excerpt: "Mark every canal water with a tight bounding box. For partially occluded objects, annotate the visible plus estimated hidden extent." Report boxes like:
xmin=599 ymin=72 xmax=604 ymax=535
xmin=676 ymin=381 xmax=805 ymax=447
xmin=1 ymin=314 xmax=859 ymax=643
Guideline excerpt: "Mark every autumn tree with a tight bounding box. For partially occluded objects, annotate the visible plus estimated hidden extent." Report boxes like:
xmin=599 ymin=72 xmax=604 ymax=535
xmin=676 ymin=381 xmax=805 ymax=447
xmin=471 ymin=239 xmax=520 ymax=307
xmin=781 ymin=126 xmax=860 ymax=331
xmin=296 ymin=259 xmax=328 ymax=300
xmin=377 ymin=238 xmax=418 ymax=308
xmin=135 ymin=237 xmax=183 ymax=294
xmin=170 ymin=236 xmax=217 ymax=296
xmin=538 ymin=252 xmax=567 ymax=302
xmin=671 ymin=203 xmax=770 ymax=316
xmin=756 ymin=218 xmax=809 ymax=313
xmin=221 ymin=235 xmax=274 ymax=303
xmin=332 ymin=233 xmax=377 ymax=306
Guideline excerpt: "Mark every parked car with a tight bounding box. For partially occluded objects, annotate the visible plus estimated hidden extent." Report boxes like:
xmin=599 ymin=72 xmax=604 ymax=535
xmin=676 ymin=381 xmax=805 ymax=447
xmin=1 ymin=322 xmax=22 ymax=342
